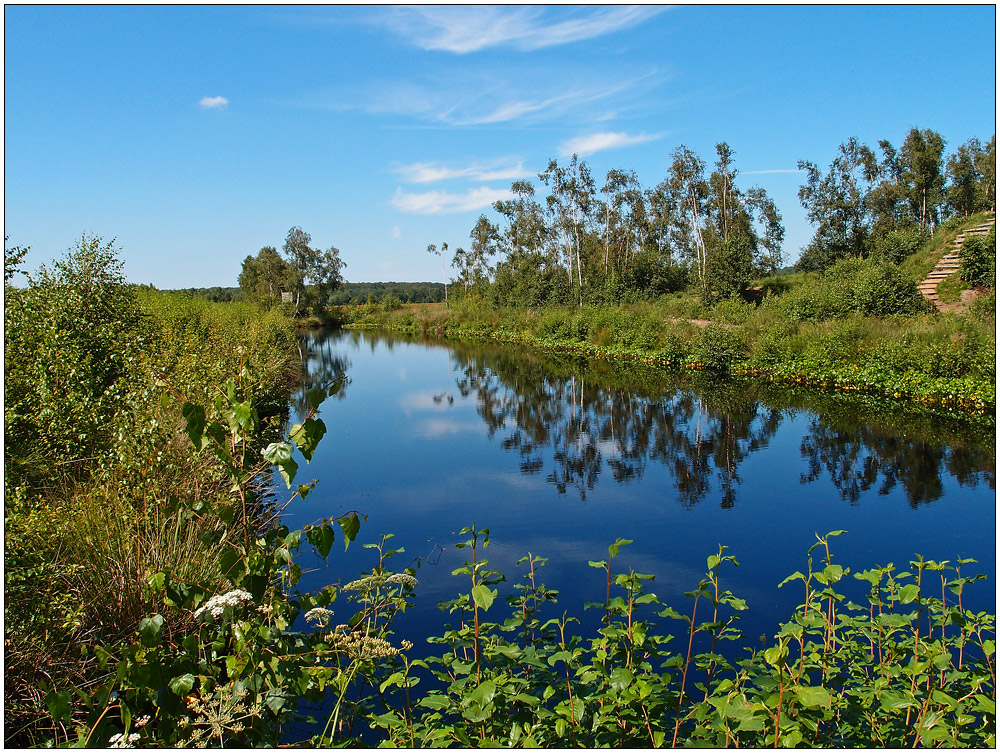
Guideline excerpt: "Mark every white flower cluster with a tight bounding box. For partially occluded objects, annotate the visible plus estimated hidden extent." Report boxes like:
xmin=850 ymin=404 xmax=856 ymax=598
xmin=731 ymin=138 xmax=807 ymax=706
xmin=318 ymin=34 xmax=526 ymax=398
xmin=108 ymin=732 xmax=140 ymax=748
xmin=193 ymin=589 xmax=254 ymax=619
xmin=386 ymin=573 xmax=418 ymax=589
xmin=304 ymin=607 xmax=335 ymax=627
xmin=344 ymin=572 xmax=418 ymax=593
xmin=326 ymin=630 xmax=402 ymax=659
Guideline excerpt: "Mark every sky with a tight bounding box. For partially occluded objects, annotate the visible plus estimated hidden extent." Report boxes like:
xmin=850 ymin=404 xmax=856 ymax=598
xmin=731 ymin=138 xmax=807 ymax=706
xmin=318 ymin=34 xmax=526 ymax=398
xmin=4 ymin=4 xmax=997 ymax=288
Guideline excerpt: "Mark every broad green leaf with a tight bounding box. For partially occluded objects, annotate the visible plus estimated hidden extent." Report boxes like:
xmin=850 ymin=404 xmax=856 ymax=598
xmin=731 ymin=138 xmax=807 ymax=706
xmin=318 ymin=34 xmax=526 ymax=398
xmin=306 ymin=525 xmax=335 ymax=559
xmin=794 ymin=685 xmax=832 ymax=709
xmin=471 ymin=585 xmax=496 ymax=611
xmin=139 ymin=614 xmax=164 ymax=646
xmin=289 ymin=417 xmax=326 ymax=463
xmin=338 ymin=512 xmax=361 ymax=550
xmin=169 ymin=674 xmax=196 ymax=697
xmin=181 ymin=403 xmax=207 ymax=450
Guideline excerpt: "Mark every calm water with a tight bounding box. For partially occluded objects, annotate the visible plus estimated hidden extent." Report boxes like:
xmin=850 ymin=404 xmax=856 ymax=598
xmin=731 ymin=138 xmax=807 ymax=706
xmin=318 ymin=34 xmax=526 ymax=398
xmin=282 ymin=328 xmax=996 ymax=654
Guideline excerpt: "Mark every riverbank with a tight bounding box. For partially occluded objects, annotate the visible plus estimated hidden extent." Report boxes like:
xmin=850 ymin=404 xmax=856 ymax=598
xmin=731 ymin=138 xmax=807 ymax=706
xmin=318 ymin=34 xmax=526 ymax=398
xmin=5 ymin=246 xmax=303 ymax=745
xmin=341 ymin=300 xmax=996 ymax=417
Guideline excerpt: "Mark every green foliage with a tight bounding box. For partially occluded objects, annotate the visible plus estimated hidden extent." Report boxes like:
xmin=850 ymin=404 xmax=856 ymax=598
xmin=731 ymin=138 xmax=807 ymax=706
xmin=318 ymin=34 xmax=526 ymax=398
xmin=4 ymin=234 xmax=144 ymax=484
xmin=692 ymin=325 xmax=748 ymax=371
xmin=765 ymin=256 xmax=929 ymax=322
xmin=4 ymin=237 xmax=305 ymax=745
xmin=872 ymin=226 xmax=927 ymax=264
xmin=960 ymin=228 xmax=996 ymax=288
xmin=364 ymin=531 xmax=996 ymax=748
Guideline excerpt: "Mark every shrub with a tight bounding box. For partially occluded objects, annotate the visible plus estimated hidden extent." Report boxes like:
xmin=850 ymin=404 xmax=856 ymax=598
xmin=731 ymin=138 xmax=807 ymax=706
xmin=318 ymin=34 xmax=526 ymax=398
xmin=4 ymin=235 xmax=144 ymax=484
xmin=871 ymin=226 xmax=926 ymax=264
xmin=960 ymin=229 xmax=996 ymax=288
xmin=692 ymin=325 xmax=748 ymax=371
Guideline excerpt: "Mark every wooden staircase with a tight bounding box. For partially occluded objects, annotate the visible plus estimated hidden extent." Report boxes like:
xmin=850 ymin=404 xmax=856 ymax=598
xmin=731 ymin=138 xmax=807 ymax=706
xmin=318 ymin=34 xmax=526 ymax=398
xmin=917 ymin=216 xmax=995 ymax=309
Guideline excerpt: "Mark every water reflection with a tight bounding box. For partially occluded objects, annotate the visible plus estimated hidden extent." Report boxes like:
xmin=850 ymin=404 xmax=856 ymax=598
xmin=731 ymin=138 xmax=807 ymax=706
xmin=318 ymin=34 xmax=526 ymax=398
xmin=294 ymin=330 xmax=352 ymax=416
xmin=441 ymin=337 xmax=995 ymax=509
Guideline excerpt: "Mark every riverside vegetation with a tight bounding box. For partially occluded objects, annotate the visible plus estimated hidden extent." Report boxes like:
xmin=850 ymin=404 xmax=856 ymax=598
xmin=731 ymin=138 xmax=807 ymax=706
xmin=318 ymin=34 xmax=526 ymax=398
xmin=340 ymin=216 xmax=996 ymax=417
xmin=330 ymin=130 xmax=995 ymax=416
xmin=4 ymin=235 xmax=996 ymax=747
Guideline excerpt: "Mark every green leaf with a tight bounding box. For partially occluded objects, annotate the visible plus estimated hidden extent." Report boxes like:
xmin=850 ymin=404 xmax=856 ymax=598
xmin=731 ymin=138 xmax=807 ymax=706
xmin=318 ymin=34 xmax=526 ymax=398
xmin=290 ymin=418 xmax=327 ymax=463
xmin=262 ymin=441 xmax=294 ymax=464
xmin=898 ymin=584 xmax=920 ymax=604
xmin=169 ymin=674 xmax=196 ymax=697
xmin=306 ymin=525 xmax=335 ymax=559
xmin=181 ymin=403 xmax=207 ymax=450
xmin=338 ymin=512 xmax=361 ymax=550
xmin=471 ymin=585 xmax=496 ymax=611
xmin=794 ymin=685 xmax=832 ymax=709
xmin=138 ymin=614 xmax=164 ymax=646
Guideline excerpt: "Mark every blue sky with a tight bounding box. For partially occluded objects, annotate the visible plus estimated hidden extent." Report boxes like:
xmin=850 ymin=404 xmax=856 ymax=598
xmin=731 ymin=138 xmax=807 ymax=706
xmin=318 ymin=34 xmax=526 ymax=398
xmin=4 ymin=5 xmax=996 ymax=288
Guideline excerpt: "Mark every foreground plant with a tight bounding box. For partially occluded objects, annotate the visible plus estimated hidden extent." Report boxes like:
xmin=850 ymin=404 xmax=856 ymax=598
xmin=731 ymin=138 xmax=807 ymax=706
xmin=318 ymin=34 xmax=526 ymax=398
xmin=367 ymin=531 xmax=995 ymax=748
xmin=41 ymin=376 xmax=390 ymax=747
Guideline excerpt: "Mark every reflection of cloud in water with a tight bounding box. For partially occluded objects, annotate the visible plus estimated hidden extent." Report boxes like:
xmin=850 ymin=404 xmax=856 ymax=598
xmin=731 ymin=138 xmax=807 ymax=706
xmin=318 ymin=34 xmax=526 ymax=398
xmin=398 ymin=390 xmax=449 ymax=415
xmin=411 ymin=418 xmax=481 ymax=440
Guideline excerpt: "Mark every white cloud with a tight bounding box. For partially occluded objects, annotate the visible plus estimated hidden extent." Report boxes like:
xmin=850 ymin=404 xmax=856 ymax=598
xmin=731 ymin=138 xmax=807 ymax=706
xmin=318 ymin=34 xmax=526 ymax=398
xmin=199 ymin=96 xmax=229 ymax=109
xmin=394 ymin=159 xmax=530 ymax=184
xmin=391 ymin=225 xmax=401 ymax=239
xmin=380 ymin=6 xmax=665 ymax=53
xmin=559 ymin=131 xmax=662 ymax=157
xmin=390 ymin=186 xmax=513 ymax=215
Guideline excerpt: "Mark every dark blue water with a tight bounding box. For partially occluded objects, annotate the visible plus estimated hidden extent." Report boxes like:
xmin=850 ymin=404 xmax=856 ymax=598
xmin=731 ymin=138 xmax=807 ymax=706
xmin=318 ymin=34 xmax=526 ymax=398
xmin=282 ymin=328 xmax=996 ymax=659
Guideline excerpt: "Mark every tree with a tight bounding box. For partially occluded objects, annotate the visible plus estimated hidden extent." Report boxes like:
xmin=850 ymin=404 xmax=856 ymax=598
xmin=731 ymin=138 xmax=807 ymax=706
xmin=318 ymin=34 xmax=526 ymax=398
xmin=280 ymin=227 xmax=345 ymax=314
xmin=239 ymin=246 xmax=289 ymax=306
xmin=666 ymin=145 xmax=710 ymax=291
xmin=796 ymin=137 xmax=876 ymax=272
xmin=311 ymin=246 xmax=346 ymax=306
xmin=493 ymin=180 xmax=548 ymax=263
xmin=898 ymin=127 xmax=946 ymax=228
xmin=974 ymin=135 xmax=996 ymax=212
xmin=539 ymin=154 xmax=596 ymax=304
xmin=427 ymin=242 xmax=449 ymax=308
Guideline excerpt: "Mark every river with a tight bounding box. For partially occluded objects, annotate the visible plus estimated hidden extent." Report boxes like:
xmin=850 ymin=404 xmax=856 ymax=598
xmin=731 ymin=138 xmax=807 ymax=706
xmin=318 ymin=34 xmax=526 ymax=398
xmin=280 ymin=327 xmax=996 ymax=658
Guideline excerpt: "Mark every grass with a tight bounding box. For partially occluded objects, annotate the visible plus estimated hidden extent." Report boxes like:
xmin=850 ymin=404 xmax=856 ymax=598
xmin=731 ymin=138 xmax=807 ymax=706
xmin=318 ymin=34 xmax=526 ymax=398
xmin=899 ymin=210 xmax=996 ymax=282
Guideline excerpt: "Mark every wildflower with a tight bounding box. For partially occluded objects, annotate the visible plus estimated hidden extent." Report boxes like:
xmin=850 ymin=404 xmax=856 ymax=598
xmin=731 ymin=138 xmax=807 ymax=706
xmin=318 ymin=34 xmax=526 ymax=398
xmin=108 ymin=732 xmax=141 ymax=748
xmin=385 ymin=573 xmax=418 ymax=588
xmin=193 ymin=589 xmax=254 ymax=619
xmin=134 ymin=715 xmax=151 ymax=729
xmin=304 ymin=607 xmax=335 ymax=627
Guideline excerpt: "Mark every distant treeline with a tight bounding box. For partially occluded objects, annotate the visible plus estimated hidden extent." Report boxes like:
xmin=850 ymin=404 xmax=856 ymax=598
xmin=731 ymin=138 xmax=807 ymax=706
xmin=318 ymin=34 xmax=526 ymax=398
xmin=327 ymin=282 xmax=444 ymax=305
xmin=160 ymin=282 xmax=445 ymax=305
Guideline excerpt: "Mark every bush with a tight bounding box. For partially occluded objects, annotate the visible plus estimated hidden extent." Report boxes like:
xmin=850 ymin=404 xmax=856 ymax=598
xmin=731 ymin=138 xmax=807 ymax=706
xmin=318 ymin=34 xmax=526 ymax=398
xmin=4 ymin=235 xmax=144 ymax=484
xmin=692 ymin=325 xmax=748 ymax=371
xmin=960 ymin=228 xmax=996 ymax=288
xmin=871 ymin=226 xmax=926 ymax=264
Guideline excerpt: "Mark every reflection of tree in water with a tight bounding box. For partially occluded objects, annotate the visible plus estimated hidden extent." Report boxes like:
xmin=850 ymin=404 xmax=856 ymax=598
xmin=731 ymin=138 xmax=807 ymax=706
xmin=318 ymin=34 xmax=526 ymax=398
xmin=799 ymin=414 xmax=995 ymax=508
xmin=289 ymin=331 xmax=352 ymax=419
xmin=308 ymin=329 xmax=994 ymax=511
xmin=451 ymin=346 xmax=783 ymax=506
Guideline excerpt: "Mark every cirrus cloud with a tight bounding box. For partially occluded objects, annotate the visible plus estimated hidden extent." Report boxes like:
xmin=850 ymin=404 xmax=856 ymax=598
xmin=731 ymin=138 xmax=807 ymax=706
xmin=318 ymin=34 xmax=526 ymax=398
xmin=379 ymin=6 xmax=665 ymax=54
xmin=559 ymin=131 xmax=662 ymax=157
xmin=393 ymin=159 xmax=530 ymax=184
xmin=199 ymin=96 xmax=229 ymax=109
xmin=390 ymin=186 xmax=513 ymax=215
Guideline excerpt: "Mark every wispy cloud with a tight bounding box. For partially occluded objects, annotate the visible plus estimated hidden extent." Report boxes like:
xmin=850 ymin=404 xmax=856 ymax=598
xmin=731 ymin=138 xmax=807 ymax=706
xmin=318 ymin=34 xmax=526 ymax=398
xmin=379 ymin=6 xmax=665 ymax=53
xmin=394 ymin=159 xmax=530 ymax=184
xmin=741 ymin=168 xmax=803 ymax=175
xmin=390 ymin=186 xmax=513 ymax=215
xmin=559 ymin=131 xmax=662 ymax=157
xmin=199 ymin=95 xmax=229 ymax=109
